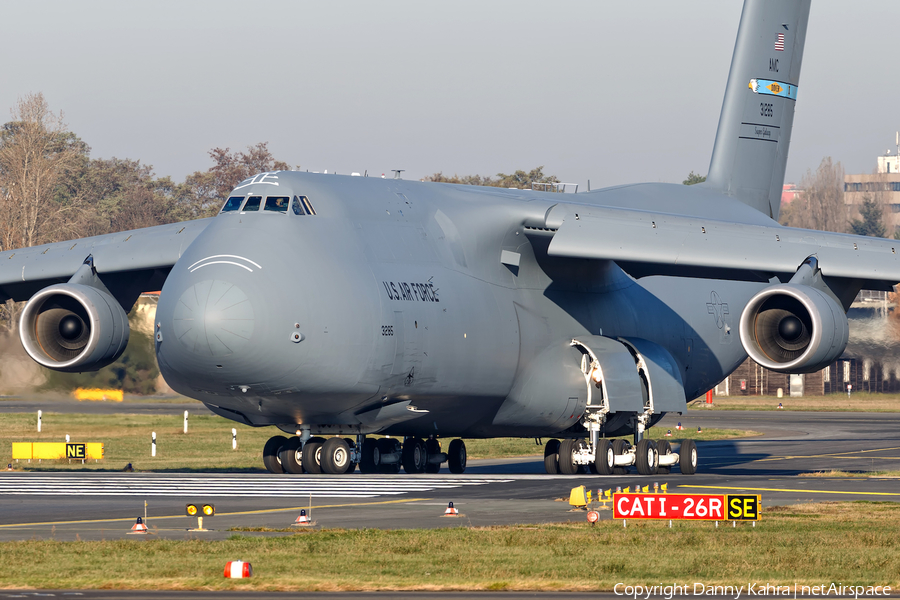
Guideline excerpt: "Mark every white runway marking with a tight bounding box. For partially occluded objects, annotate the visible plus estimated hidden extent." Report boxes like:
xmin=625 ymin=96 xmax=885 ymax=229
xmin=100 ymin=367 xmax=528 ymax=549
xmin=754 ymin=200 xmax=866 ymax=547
xmin=0 ymin=475 xmax=514 ymax=498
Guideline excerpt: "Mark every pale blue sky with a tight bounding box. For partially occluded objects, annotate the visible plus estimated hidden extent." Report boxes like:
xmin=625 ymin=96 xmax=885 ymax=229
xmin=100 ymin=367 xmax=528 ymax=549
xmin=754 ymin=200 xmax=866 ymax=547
xmin=2 ymin=1 xmax=897 ymax=188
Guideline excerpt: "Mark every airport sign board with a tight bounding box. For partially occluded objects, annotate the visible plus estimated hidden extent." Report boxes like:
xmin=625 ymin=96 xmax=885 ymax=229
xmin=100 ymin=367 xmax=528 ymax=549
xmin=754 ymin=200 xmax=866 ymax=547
xmin=613 ymin=493 xmax=760 ymax=521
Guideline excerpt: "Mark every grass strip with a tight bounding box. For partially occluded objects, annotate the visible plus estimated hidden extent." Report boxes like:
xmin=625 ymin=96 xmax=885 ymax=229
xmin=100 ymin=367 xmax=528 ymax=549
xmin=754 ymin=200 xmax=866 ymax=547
xmin=0 ymin=412 xmax=757 ymax=470
xmin=0 ymin=502 xmax=897 ymax=591
xmin=690 ymin=392 xmax=900 ymax=412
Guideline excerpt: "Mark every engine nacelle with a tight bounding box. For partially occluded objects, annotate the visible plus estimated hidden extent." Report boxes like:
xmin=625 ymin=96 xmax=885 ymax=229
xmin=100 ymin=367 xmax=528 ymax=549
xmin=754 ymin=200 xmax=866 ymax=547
xmin=739 ymin=283 xmax=849 ymax=374
xmin=19 ymin=284 xmax=130 ymax=372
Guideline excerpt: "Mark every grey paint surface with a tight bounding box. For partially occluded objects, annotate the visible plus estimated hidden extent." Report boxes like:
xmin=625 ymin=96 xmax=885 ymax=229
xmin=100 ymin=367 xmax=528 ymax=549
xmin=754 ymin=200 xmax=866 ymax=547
xmin=0 ymin=1 xmax=896 ymax=447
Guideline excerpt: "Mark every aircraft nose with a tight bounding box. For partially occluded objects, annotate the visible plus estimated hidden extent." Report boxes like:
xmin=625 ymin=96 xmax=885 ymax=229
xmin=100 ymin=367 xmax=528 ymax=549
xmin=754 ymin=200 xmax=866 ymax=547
xmin=171 ymin=279 xmax=254 ymax=357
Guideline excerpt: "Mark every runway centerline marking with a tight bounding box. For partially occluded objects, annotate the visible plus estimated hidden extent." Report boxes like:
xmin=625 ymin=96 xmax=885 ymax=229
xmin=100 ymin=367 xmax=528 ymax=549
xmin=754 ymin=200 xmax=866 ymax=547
xmin=0 ymin=497 xmax=431 ymax=529
xmin=679 ymin=485 xmax=900 ymax=497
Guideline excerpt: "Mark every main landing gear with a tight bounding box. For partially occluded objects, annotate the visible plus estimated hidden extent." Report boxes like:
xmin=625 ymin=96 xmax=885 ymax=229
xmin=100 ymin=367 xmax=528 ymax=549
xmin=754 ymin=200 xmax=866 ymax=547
xmin=544 ymin=436 xmax=698 ymax=476
xmin=262 ymin=434 xmax=467 ymax=475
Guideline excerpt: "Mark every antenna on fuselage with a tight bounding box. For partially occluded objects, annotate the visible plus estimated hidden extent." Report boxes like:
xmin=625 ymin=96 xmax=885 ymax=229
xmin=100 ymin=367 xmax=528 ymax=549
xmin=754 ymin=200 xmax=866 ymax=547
xmin=392 ymin=169 xmax=404 ymax=179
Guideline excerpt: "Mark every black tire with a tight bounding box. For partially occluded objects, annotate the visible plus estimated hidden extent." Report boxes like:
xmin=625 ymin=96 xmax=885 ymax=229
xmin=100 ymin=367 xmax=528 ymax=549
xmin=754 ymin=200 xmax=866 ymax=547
xmin=359 ymin=438 xmax=379 ymax=474
xmin=278 ymin=437 xmax=304 ymax=474
xmin=424 ymin=438 xmax=441 ymax=474
xmin=448 ymin=439 xmax=467 ymax=474
xmin=301 ymin=437 xmax=325 ymax=474
xmin=377 ymin=438 xmax=401 ymax=474
xmin=343 ymin=438 xmax=357 ymax=474
xmin=558 ymin=438 xmax=579 ymax=475
xmin=595 ymin=438 xmax=614 ymax=475
xmin=656 ymin=439 xmax=672 ymax=474
xmin=321 ymin=437 xmax=351 ymax=474
xmin=635 ymin=439 xmax=659 ymax=476
xmin=263 ymin=435 xmax=287 ymax=474
xmin=612 ymin=439 xmax=630 ymax=475
xmin=402 ymin=437 xmax=426 ymax=474
xmin=544 ymin=439 xmax=561 ymax=474
xmin=679 ymin=438 xmax=698 ymax=475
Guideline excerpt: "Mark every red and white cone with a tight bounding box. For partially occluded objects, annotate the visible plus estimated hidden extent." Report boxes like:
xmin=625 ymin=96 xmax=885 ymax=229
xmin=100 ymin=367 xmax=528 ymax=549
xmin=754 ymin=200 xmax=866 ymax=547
xmin=443 ymin=502 xmax=459 ymax=516
xmin=676 ymin=422 xmax=684 ymax=430
xmin=224 ymin=561 xmax=252 ymax=579
xmin=291 ymin=509 xmax=312 ymax=526
xmin=128 ymin=517 xmax=148 ymax=534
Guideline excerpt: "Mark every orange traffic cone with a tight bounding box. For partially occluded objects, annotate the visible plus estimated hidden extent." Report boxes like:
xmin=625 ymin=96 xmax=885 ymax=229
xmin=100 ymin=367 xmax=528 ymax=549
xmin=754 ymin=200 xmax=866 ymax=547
xmin=442 ymin=502 xmax=460 ymax=517
xmin=128 ymin=516 xmax=148 ymax=534
xmin=291 ymin=509 xmax=313 ymax=527
xmin=224 ymin=561 xmax=253 ymax=578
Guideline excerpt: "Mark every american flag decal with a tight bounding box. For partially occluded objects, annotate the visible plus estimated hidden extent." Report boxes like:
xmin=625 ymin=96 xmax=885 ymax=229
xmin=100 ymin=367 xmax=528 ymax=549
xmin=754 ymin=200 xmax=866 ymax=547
xmin=775 ymin=33 xmax=785 ymax=51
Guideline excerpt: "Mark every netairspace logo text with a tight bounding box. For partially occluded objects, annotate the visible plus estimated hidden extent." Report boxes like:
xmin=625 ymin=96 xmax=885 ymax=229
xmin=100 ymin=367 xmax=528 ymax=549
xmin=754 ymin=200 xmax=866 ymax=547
xmin=613 ymin=583 xmax=893 ymax=599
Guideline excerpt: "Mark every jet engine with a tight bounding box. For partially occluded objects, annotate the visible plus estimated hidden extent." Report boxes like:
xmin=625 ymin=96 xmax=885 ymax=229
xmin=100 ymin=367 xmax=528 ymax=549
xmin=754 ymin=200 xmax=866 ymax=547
xmin=19 ymin=284 xmax=130 ymax=372
xmin=739 ymin=283 xmax=848 ymax=374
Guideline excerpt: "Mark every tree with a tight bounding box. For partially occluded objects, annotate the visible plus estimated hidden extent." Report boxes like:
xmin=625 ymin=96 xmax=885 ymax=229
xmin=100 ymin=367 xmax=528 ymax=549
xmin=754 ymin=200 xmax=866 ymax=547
xmin=779 ymin=157 xmax=846 ymax=233
xmin=850 ymin=195 xmax=887 ymax=238
xmin=683 ymin=171 xmax=706 ymax=185
xmin=423 ymin=166 xmax=559 ymax=189
xmin=0 ymin=93 xmax=88 ymax=251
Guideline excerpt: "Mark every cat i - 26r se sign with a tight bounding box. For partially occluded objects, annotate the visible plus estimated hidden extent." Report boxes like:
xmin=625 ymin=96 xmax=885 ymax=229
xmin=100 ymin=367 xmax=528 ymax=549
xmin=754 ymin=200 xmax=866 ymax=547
xmin=613 ymin=493 xmax=760 ymax=521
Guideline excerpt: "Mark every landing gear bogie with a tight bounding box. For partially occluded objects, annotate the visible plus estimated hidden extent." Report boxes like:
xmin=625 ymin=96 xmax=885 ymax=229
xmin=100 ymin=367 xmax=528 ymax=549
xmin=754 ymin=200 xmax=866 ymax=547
xmin=543 ymin=435 xmax=698 ymax=476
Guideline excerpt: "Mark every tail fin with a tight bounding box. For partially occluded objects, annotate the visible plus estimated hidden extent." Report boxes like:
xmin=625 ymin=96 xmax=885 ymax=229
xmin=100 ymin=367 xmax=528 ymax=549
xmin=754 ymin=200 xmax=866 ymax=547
xmin=704 ymin=0 xmax=811 ymax=221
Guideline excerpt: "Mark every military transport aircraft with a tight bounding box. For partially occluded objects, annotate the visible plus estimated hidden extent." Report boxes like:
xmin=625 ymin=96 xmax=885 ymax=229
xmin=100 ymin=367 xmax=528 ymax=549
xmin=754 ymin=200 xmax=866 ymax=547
xmin=0 ymin=0 xmax=894 ymax=477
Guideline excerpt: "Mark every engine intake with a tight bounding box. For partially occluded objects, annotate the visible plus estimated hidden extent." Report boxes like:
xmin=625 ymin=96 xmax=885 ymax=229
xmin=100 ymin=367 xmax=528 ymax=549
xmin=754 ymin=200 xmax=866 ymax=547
xmin=739 ymin=283 xmax=848 ymax=373
xmin=19 ymin=284 xmax=130 ymax=372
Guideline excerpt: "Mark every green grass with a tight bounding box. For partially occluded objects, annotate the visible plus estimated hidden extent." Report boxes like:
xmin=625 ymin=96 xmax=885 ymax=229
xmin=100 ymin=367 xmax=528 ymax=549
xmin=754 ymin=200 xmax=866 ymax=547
xmin=0 ymin=412 xmax=759 ymax=470
xmin=690 ymin=392 xmax=900 ymax=412
xmin=0 ymin=502 xmax=898 ymax=591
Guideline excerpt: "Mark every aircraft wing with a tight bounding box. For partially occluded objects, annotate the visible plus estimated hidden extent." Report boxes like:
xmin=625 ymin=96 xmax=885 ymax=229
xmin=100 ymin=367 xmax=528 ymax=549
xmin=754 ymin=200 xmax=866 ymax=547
xmin=0 ymin=218 xmax=212 ymax=303
xmin=533 ymin=205 xmax=900 ymax=291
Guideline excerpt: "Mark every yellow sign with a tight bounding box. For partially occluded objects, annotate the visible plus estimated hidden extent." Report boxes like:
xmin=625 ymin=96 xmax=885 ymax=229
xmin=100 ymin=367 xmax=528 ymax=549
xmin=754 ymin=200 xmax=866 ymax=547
xmin=12 ymin=442 xmax=104 ymax=460
xmin=767 ymin=82 xmax=782 ymax=94
xmin=74 ymin=388 xmax=123 ymax=402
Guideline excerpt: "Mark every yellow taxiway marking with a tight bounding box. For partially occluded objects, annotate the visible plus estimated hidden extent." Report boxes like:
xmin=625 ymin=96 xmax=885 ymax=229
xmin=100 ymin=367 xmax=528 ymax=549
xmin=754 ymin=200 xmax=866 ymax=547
xmin=756 ymin=446 xmax=900 ymax=463
xmin=0 ymin=497 xmax=430 ymax=529
xmin=679 ymin=485 xmax=899 ymax=496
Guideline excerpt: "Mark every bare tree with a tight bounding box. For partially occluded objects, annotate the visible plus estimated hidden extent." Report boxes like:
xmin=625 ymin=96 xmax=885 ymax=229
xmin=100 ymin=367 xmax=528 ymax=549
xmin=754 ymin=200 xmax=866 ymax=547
xmin=779 ymin=157 xmax=847 ymax=233
xmin=0 ymin=93 xmax=86 ymax=251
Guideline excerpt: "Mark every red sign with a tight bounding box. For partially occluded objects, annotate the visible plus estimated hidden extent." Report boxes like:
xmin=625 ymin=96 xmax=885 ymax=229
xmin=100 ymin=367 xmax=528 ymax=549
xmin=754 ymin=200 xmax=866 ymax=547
xmin=613 ymin=493 xmax=760 ymax=521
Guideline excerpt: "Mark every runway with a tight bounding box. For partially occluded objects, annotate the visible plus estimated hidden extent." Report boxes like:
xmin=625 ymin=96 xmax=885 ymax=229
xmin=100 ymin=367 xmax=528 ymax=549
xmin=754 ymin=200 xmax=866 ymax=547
xmin=0 ymin=409 xmax=898 ymax=541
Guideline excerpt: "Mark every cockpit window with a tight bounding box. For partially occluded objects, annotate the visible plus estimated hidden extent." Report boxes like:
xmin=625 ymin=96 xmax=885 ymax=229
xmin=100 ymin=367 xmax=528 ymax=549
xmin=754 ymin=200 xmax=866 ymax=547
xmin=264 ymin=196 xmax=290 ymax=213
xmin=243 ymin=196 xmax=262 ymax=212
xmin=291 ymin=195 xmax=317 ymax=216
xmin=221 ymin=196 xmax=244 ymax=212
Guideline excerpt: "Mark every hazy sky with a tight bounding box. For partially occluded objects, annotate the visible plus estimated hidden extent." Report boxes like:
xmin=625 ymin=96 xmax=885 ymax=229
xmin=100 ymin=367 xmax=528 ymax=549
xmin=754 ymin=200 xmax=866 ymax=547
xmin=2 ymin=1 xmax=898 ymax=188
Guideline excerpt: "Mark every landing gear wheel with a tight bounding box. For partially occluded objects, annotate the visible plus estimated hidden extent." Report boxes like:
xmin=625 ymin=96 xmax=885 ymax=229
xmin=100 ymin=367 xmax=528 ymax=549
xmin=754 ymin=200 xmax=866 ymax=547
xmin=424 ymin=438 xmax=441 ymax=474
xmin=679 ymin=438 xmax=698 ymax=475
xmin=544 ymin=439 xmax=561 ymax=474
xmin=402 ymin=437 xmax=427 ymax=474
xmin=635 ymin=439 xmax=659 ymax=475
xmin=656 ymin=439 xmax=672 ymax=474
xmin=359 ymin=438 xmax=379 ymax=474
xmin=558 ymin=438 xmax=580 ymax=475
xmin=278 ymin=437 xmax=304 ymax=474
xmin=595 ymin=438 xmax=614 ymax=475
xmin=263 ymin=435 xmax=287 ymax=474
xmin=447 ymin=439 xmax=467 ymax=474
xmin=612 ymin=439 xmax=630 ymax=475
xmin=301 ymin=437 xmax=325 ymax=474
xmin=321 ymin=437 xmax=351 ymax=474
xmin=377 ymin=438 xmax=401 ymax=474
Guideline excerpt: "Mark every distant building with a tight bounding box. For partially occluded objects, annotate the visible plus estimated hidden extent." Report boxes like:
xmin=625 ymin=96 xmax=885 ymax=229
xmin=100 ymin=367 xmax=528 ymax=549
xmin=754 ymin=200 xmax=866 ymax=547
xmin=843 ymin=146 xmax=900 ymax=234
xmin=781 ymin=183 xmax=802 ymax=205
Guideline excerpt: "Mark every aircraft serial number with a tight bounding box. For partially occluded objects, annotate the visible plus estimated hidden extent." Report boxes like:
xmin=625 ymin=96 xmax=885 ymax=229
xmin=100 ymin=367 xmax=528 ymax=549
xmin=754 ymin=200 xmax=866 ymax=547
xmin=382 ymin=326 xmax=394 ymax=336
xmin=760 ymin=102 xmax=773 ymax=118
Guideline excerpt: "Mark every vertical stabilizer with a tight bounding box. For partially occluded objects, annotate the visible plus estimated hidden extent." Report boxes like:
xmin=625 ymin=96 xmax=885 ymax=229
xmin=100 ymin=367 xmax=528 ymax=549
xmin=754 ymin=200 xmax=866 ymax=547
xmin=704 ymin=0 xmax=811 ymax=221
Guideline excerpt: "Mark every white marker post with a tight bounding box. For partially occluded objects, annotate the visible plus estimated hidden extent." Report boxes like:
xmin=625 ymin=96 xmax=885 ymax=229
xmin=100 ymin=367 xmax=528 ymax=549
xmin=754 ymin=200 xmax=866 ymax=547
xmin=37 ymin=410 xmax=41 ymax=433
xmin=232 ymin=428 xmax=237 ymax=451
xmin=151 ymin=432 xmax=157 ymax=457
xmin=184 ymin=410 xmax=189 ymax=434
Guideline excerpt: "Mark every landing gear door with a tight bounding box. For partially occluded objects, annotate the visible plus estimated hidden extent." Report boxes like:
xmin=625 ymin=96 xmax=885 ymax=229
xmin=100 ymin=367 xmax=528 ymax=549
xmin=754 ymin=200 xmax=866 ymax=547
xmin=571 ymin=336 xmax=644 ymax=413
xmin=618 ymin=337 xmax=687 ymax=413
